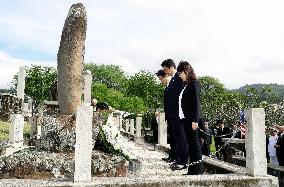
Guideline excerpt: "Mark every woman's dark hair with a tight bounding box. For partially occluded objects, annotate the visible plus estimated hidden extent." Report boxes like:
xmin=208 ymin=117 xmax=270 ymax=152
xmin=161 ymin=59 xmax=176 ymax=69
xmin=177 ymin=61 xmax=197 ymax=83
xmin=155 ymin=69 xmax=166 ymax=77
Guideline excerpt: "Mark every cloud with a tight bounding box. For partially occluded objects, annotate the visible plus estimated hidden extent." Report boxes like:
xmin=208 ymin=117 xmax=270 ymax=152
xmin=1 ymin=0 xmax=284 ymax=90
xmin=0 ymin=50 xmax=55 ymax=89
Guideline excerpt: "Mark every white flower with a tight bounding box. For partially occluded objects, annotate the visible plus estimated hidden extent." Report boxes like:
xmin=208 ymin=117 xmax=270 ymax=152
xmin=113 ymin=143 xmax=121 ymax=150
xmin=99 ymin=115 xmax=129 ymax=158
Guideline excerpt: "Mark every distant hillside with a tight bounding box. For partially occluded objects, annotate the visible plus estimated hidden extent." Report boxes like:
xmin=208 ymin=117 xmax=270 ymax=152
xmin=0 ymin=89 xmax=9 ymax=93
xmin=233 ymin=83 xmax=284 ymax=100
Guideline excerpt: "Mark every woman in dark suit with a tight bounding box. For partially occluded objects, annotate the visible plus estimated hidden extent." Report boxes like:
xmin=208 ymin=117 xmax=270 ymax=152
xmin=177 ymin=61 xmax=203 ymax=175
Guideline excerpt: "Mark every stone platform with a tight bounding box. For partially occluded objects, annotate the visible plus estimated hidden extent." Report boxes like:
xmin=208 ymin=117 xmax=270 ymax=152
xmin=0 ymin=141 xmax=278 ymax=187
xmin=0 ymin=174 xmax=278 ymax=187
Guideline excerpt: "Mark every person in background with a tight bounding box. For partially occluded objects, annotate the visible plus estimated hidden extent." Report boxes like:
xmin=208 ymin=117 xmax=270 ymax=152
xmin=156 ymin=69 xmax=171 ymax=146
xmin=177 ymin=61 xmax=203 ymax=175
xmin=215 ymin=119 xmax=231 ymax=160
xmin=91 ymin=98 xmax=98 ymax=111
xmin=265 ymin=128 xmax=270 ymax=163
xmin=156 ymin=69 xmax=171 ymax=87
xmin=234 ymin=121 xmax=245 ymax=139
xmin=95 ymin=102 xmax=109 ymax=112
xmin=150 ymin=111 xmax=159 ymax=145
xmin=268 ymin=129 xmax=279 ymax=166
xmin=200 ymin=118 xmax=212 ymax=156
xmin=275 ymin=125 xmax=284 ymax=131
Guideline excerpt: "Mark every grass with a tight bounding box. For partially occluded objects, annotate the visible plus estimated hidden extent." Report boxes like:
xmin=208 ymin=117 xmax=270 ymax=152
xmin=210 ymin=137 xmax=216 ymax=153
xmin=0 ymin=120 xmax=30 ymax=141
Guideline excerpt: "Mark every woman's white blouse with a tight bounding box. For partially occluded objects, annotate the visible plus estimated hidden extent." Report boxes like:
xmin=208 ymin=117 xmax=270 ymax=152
xmin=179 ymin=85 xmax=187 ymax=119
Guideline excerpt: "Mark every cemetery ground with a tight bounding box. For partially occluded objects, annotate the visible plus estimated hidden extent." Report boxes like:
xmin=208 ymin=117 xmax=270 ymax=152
xmin=0 ymin=120 xmax=30 ymax=141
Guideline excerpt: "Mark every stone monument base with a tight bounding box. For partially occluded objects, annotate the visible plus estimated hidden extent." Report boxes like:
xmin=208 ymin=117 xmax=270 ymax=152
xmin=0 ymin=149 xmax=126 ymax=179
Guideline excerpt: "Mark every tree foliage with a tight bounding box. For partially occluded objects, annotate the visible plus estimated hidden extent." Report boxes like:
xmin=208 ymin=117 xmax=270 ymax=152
xmin=85 ymin=63 xmax=128 ymax=92
xmin=11 ymin=65 xmax=57 ymax=107
xmin=92 ymin=83 xmax=147 ymax=114
xmin=126 ymin=70 xmax=164 ymax=113
xmin=10 ymin=63 xmax=284 ymax=128
xmin=199 ymin=76 xmax=284 ymax=127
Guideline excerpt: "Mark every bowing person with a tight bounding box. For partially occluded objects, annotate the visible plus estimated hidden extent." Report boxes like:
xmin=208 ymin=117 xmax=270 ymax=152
xmin=177 ymin=61 xmax=203 ymax=175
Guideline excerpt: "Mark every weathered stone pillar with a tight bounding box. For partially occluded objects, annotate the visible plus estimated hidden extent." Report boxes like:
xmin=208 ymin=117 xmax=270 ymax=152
xmin=9 ymin=114 xmax=24 ymax=148
xmin=130 ymin=119 xmax=135 ymax=135
xmin=245 ymin=108 xmax=267 ymax=176
xmin=157 ymin=112 xmax=167 ymax=146
xmin=57 ymin=3 xmax=87 ymax=115
xmin=22 ymin=103 xmax=28 ymax=116
xmin=136 ymin=116 xmax=142 ymax=138
xmin=119 ymin=115 xmax=123 ymax=131
xmin=74 ymin=106 xmax=93 ymax=183
xmin=29 ymin=114 xmax=43 ymax=139
xmin=17 ymin=66 xmax=25 ymax=108
xmin=28 ymin=98 xmax=32 ymax=112
xmin=29 ymin=115 xmax=37 ymax=138
xmin=125 ymin=119 xmax=130 ymax=133
xmin=83 ymin=70 xmax=92 ymax=105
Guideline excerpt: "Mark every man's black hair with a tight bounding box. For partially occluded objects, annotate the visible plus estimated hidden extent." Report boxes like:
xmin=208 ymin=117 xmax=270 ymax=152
xmin=96 ymin=102 xmax=109 ymax=111
xmin=155 ymin=69 xmax=166 ymax=77
xmin=161 ymin=59 xmax=176 ymax=69
xmin=216 ymin=119 xmax=223 ymax=125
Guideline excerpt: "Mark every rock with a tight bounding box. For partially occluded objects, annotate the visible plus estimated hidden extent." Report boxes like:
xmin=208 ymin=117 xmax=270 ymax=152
xmin=35 ymin=114 xmax=104 ymax=152
xmin=0 ymin=149 xmax=126 ymax=179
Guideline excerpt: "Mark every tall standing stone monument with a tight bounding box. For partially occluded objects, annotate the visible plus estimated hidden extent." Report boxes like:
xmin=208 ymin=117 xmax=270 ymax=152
xmin=57 ymin=3 xmax=87 ymax=115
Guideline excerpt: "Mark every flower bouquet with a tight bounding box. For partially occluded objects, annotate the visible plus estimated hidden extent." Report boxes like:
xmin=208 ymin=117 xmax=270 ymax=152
xmin=97 ymin=114 xmax=130 ymax=160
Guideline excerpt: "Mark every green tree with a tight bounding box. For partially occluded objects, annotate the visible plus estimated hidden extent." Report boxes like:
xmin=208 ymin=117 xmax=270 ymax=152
xmin=126 ymin=70 xmax=164 ymax=113
xmin=11 ymin=65 xmax=57 ymax=107
xmin=199 ymin=76 xmax=244 ymax=126
xmin=85 ymin=63 xmax=128 ymax=92
xmin=92 ymin=83 xmax=147 ymax=114
xmin=243 ymin=86 xmax=284 ymax=126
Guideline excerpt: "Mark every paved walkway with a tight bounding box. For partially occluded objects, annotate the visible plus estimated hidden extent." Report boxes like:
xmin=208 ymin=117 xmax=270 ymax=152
xmin=125 ymin=140 xmax=188 ymax=177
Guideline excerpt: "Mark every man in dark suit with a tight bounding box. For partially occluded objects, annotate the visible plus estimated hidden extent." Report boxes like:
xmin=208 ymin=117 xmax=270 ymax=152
xmin=275 ymin=129 xmax=284 ymax=166
xmin=200 ymin=118 xmax=212 ymax=156
xmin=215 ymin=119 xmax=231 ymax=159
xmin=161 ymin=59 xmax=187 ymax=169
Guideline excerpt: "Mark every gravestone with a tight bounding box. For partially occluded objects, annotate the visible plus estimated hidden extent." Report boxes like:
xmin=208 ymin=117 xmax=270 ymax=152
xmin=136 ymin=116 xmax=142 ymax=138
xmin=17 ymin=66 xmax=26 ymax=101
xmin=134 ymin=116 xmax=143 ymax=143
xmin=6 ymin=114 xmax=25 ymax=155
xmin=9 ymin=114 xmax=24 ymax=148
xmin=74 ymin=106 xmax=93 ymax=182
xmin=83 ymin=70 xmax=92 ymax=105
xmin=245 ymin=108 xmax=267 ymax=176
xmin=125 ymin=119 xmax=130 ymax=133
xmin=57 ymin=3 xmax=87 ymax=115
xmin=130 ymin=119 xmax=135 ymax=135
xmin=157 ymin=112 xmax=167 ymax=146
xmin=118 ymin=115 xmax=123 ymax=131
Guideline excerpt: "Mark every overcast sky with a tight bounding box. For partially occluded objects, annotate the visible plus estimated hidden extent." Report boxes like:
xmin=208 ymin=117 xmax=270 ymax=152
xmin=1 ymin=0 xmax=284 ymax=89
